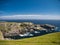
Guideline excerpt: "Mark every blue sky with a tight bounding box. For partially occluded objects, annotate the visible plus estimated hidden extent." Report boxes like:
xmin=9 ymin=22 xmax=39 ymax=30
xmin=0 ymin=0 xmax=60 ymax=20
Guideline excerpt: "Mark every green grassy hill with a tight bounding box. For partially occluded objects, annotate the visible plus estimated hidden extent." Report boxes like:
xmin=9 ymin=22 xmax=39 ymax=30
xmin=0 ymin=32 xmax=60 ymax=45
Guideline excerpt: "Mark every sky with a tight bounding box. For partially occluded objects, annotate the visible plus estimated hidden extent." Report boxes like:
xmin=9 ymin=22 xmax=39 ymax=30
xmin=0 ymin=0 xmax=60 ymax=20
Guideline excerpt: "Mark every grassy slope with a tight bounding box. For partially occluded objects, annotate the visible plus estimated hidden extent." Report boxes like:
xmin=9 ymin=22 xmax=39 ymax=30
xmin=0 ymin=32 xmax=60 ymax=45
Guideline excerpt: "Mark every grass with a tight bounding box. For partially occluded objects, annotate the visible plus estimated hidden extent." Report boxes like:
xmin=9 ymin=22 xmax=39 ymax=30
xmin=0 ymin=32 xmax=60 ymax=45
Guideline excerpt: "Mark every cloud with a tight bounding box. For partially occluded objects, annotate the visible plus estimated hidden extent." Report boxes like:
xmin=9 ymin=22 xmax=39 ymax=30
xmin=0 ymin=15 xmax=60 ymax=20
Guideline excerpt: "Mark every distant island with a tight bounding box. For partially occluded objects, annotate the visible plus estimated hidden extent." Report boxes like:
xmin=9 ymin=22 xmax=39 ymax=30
xmin=0 ymin=22 xmax=57 ymax=40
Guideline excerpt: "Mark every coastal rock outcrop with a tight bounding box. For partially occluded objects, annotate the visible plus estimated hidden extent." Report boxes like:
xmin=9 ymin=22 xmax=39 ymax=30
xmin=0 ymin=22 xmax=56 ymax=40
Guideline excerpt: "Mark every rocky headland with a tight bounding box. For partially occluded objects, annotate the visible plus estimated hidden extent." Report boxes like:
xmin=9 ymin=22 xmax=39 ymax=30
xmin=0 ymin=22 xmax=57 ymax=40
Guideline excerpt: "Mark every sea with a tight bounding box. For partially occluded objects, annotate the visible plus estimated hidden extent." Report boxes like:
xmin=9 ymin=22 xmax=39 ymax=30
xmin=0 ymin=20 xmax=60 ymax=39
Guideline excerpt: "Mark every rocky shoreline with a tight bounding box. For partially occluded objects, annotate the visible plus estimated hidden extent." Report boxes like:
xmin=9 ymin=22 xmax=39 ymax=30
xmin=0 ymin=22 xmax=57 ymax=40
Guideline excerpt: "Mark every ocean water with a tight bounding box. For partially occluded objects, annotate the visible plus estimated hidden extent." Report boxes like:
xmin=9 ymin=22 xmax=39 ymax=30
xmin=0 ymin=20 xmax=60 ymax=39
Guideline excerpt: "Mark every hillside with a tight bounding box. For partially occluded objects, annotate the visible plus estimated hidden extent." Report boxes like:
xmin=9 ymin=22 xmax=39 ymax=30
xmin=0 ymin=32 xmax=60 ymax=45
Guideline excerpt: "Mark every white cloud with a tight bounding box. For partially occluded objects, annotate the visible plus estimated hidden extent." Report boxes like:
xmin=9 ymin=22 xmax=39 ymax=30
xmin=0 ymin=15 xmax=60 ymax=20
